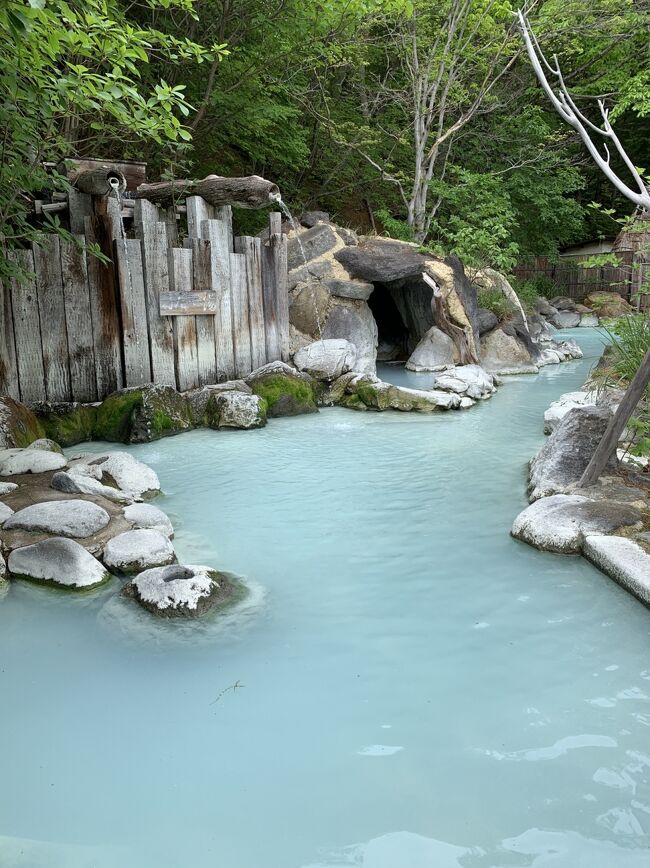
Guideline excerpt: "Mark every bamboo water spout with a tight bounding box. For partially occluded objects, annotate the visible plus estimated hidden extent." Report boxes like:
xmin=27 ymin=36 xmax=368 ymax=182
xmin=135 ymin=174 xmax=281 ymax=209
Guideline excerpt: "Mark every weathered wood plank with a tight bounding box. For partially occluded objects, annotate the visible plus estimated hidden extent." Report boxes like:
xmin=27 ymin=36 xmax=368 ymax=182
xmin=67 ymin=189 xmax=93 ymax=234
xmin=164 ymin=206 xmax=179 ymax=246
xmin=201 ymin=217 xmax=235 ymax=380
xmin=235 ymin=235 xmax=266 ymax=369
xmin=114 ymin=239 xmax=152 ymax=386
xmin=8 ymin=249 xmax=46 ymax=404
xmin=135 ymin=202 xmax=176 ymax=387
xmin=188 ymin=237 xmax=217 ymax=384
xmin=215 ymin=206 xmax=233 ymax=252
xmin=230 ymin=252 xmax=252 ymax=377
xmin=169 ymin=247 xmax=199 ymax=391
xmin=32 ymin=234 xmax=71 ymax=401
xmin=159 ymin=290 xmax=219 ymax=316
xmin=263 ymin=232 xmax=289 ymax=362
xmin=60 ymin=236 xmax=97 ymax=402
xmin=84 ymin=214 xmax=123 ymax=396
xmin=0 ymin=271 xmax=19 ymax=399
xmin=186 ymin=196 xmax=214 ymax=239
xmin=580 ymin=347 xmax=650 ymax=486
xmin=262 ymin=243 xmax=281 ymax=362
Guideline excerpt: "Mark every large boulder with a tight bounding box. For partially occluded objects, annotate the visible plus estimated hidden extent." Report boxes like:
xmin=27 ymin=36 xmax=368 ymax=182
xmin=246 ymin=361 xmax=317 ymax=417
xmin=94 ymin=385 xmax=193 ymax=443
xmin=206 ymin=391 xmax=267 ymax=430
xmin=0 ymin=397 xmax=45 ymax=448
xmin=583 ymin=291 xmax=633 ymax=318
xmin=529 ymin=406 xmax=614 ymax=501
xmin=123 ymin=503 xmax=173 ymax=538
xmin=324 ymin=278 xmax=373 ymax=301
xmin=68 ymin=452 xmax=161 ymax=500
xmin=477 ymin=308 xmax=499 ymax=335
xmin=550 ymin=310 xmax=581 ymax=329
xmin=480 ymin=327 xmax=537 ymax=374
xmin=336 ymin=237 xmax=428 ymax=283
xmin=289 ymin=281 xmax=331 ymax=336
xmin=321 ymin=298 xmax=378 ymax=374
xmin=124 ymin=564 xmax=237 ymax=617
xmin=511 ymin=494 xmax=642 ymax=553
xmin=4 ymin=499 xmax=111 ymax=538
xmin=294 ymin=339 xmax=357 ymax=381
xmin=185 ymin=380 xmax=252 ymax=423
xmin=0 ymin=447 xmax=67 ymax=476
xmin=103 ymin=528 xmax=175 ymax=573
xmin=50 ymin=469 xmax=135 ymax=504
xmin=406 ymin=327 xmax=458 ymax=372
xmin=583 ymin=535 xmax=650 ymax=605
xmin=33 ymin=401 xmax=97 ymax=447
xmin=8 ymin=538 xmax=110 ymax=589
xmin=543 ymin=391 xmax=600 ymax=434
xmin=432 ymin=365 xmax=496 ymax=400
xmin=339 ymin=375 xmax=461 ymax=412
xmin=287 ymin=222 xmax=340 ymax=271
xmin=580 ymin=313 xmax=599 ymax=328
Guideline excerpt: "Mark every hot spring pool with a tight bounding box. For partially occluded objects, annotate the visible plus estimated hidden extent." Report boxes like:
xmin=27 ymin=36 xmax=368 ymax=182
xmin=1 ymin=329 xmax=649 ymax=867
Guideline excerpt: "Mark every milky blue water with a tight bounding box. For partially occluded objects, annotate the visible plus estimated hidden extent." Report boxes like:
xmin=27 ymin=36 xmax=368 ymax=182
xmin=1 ymin=329 xmax=650 ymax=868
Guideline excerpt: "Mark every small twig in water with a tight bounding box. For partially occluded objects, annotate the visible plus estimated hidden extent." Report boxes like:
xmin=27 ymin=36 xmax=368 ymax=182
xmin=210 ymin=681 xmax=244 ymax=705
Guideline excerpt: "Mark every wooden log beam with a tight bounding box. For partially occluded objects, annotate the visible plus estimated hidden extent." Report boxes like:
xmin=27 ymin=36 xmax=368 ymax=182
xmin=71 ymin=167 xmax=127 ymax=196
xmin=134 ymin=175 xmax=281 ymax=209
xmin=579 ymin=347 xmax=650 ymax=487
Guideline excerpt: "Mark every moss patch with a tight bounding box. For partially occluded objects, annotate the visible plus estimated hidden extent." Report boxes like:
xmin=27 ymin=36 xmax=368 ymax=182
xmin=0 ymin=397 xmax=45 ymax=447
xmin=38 ymin=404 xmax=97 ymax=447
xmin=94 ymin=390 xmax=143 ymax=442
xmin=250 ymin=375 xmax=317 ymax=417
xmin=94 ymin=386 xmax=194 ymax=443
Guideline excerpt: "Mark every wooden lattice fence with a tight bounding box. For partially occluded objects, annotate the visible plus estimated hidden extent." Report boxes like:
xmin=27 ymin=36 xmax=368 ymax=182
xmin=1 ymin=195 xmax=289 ymax=404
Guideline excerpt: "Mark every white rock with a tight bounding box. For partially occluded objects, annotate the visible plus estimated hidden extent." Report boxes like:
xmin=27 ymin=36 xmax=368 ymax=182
xmin=4 ymin=499 xmax=110 ymax=538
xmin=0 ymin=502 xmax=15 ymax=524
xmin=0 ymin=448 xmax=67 ymax=476
xmin=537 ymin=348 xmax=562 ymax=367
xmin=580 ymin=313 xmax=599 ymax=327
xmin=294 ymin=339 xmax=357 ymax=380
xmin=583 ymin=535 xmax=650 ymax=606
xmin=50 ymin=470 xmax=135 ymax=504
xmin=103 ymin=528 xmax=175 ymax=573
xmin=123 ymin=503 xmax=173 ymax=538
xmin=0 ymin=482 xmax=18 ymax=495
xmin=459 ymin=396 xmax=475 ymax=409
xmin=8 ymin=538 xmax=110 ymax=588
xmin=432 ymin=374 xmax=468 ymax=394
xmin=436 ymin=364 xmax=495 ymax=399
xmin=129 ymin=564 xmax=221 ymax=615
xmin=27 ymin=438 xmax=63 ymax=453
xmin=69 ymin=452 xmax=160 ymax=499
xmin=543 ymin=391 xmax=600 ymax=434
xmin=512 ymin=494 xmax=642 ymax=553
xmin=406 ymin=327 xmax=458 ymax=372
xmin=211 ymin=391 xmax=266 ymax=429
xmin=551 ymin=310 xmax=581 ymax=329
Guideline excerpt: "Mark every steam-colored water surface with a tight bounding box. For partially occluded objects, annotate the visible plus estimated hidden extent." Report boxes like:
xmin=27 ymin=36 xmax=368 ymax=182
xmin=1 ymin=329 xmax=649 ymax=867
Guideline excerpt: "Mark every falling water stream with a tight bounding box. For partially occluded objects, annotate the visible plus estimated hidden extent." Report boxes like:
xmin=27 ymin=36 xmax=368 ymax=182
xmin=277 ymin=199 xmax=324 ymax=339
xmin=0 ymin=329 xmax=649 ymax=868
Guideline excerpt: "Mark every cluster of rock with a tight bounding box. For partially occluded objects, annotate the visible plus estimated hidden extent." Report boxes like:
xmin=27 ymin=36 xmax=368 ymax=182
xmin=533 ymin=291 xmax=633 ymax=331
xmin=0 ymin=439 xmax=237 ymax=618
xmin=284 ymin=215 xmax=584 ymax=378
xmin=511 ymin=396 xmax=650 ymax=605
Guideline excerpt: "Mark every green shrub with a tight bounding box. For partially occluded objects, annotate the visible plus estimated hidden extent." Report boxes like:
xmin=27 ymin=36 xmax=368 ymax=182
xmin=598 ymin=313 xmax=650 ymax=457
xmin=477 ymin=288 xmax=515 ymax=321
xmin=512 ymin=274 xmax=560 ymax=301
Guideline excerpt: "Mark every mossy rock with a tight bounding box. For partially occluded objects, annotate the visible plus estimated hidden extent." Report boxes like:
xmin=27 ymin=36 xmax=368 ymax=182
xmin=247 ymin=365 xmax=318 ymax=417
xmin=338 ymin=392 xmax=368 ymax=411
xmin=94 ymin=385 xmax=194 ymax=443
xmin=34 ymin=402 xmax=97 ymax=447
xmin=0 ymin=397 xmax=45 ymax=448
xmin=250 ymin=374 xmax=317 ymax=417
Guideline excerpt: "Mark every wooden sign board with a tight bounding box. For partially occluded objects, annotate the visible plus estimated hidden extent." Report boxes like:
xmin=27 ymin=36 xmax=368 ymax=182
xmin=159 ymin=290 xmax=219 ymax=316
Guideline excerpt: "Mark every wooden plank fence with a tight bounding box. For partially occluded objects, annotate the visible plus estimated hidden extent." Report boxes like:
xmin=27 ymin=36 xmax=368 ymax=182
xmin=0 ymin=194 xmax=289 ymax=404
xmin=513 ymin=253 xmax=637 ymax=301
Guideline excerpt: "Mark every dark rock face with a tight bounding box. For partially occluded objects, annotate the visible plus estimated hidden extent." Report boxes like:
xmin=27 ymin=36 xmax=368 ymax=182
xmin=0 ymin=397 xmax=45 ymax=448
xmin=477 ymin=308 xmax=498 ymax=335
xmin=446 ymin=255 xmax=480 ymax=354
xmin=322 ymin=298 xmax=378 ymax=374
xmin=324 ymin=279 xmax=374 ymax=301
xmin=501 ymin=313 xmax=540 ymax=361
xmin=335 ymin=238 xmax=429 ymax=283
xmin=384 ymin=278 xmax=434 ymax=351
xmin=33 ymin=401 xmax=97 ymax=447
xmin=287 ymin=223 xmax=339 ymax=271
xmin=529 ymin=406 xmax=615 ymax=501
xmin=287 ymin=259 xmax=332 ymax=291
xmin=300 ymin=210 xmax=330 ymax=228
